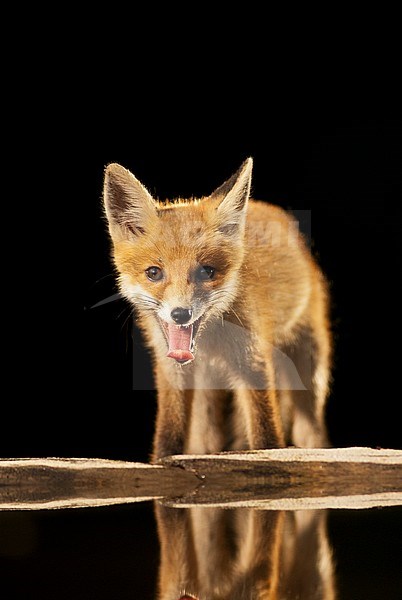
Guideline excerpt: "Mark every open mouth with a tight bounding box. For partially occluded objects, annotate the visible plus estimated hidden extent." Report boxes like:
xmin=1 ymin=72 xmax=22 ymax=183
xmin=159 ymin=316 xmax=202 ymax=364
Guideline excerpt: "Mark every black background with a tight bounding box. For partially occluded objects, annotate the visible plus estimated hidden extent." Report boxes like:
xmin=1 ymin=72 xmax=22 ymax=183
xmin=1 ymin=113 xmax=401 ymax=600
xmin=1 ymin=9 xmax=401 ymax=592
xmin=3 ymin=117 xmax=401 ymax=460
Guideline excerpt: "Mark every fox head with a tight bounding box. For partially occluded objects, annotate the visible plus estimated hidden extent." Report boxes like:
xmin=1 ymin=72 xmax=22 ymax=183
xmin=103 ymin=158 xmax=253 ymax=365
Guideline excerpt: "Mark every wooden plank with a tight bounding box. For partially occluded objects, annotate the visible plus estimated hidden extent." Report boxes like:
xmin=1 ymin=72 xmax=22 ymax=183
xmin=0 ymin=448 xmax=401 ymax=511
xmin=0 ymin=457 xmax=198 ymax=510
xmin=162 ymin=493 xmax=402 ymax=511
xmin=160 ymin=447 xmax=402 ymax=508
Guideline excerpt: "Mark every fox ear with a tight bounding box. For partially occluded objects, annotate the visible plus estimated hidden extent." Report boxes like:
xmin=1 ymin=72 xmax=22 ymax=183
xmin=103 ymin=163 xmax=157 ymax=240
xmin=211 ymin=157 xmax=253 ymax=235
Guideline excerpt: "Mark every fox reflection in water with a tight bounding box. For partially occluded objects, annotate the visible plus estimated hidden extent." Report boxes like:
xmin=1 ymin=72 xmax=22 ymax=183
xmin=155 ymin=505 xmax=336 ymax=600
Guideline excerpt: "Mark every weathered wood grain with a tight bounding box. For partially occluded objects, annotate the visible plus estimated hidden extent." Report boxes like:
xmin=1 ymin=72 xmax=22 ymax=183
xmin=0 ymin=457 xmax=198 ymax=510
xmin=0 ymin=448 xmax=401 ymax=510
xmin=160 ymin=447 xmax=402 ymax=508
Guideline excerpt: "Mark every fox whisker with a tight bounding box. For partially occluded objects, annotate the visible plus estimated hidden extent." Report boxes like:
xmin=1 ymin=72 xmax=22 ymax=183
xmin=120 ymin=306 xmax=135 ymax=331
xmin=133 ymin=294 xmax=161 ymax=308
xmin=229 ymin=307 xmax=245 ymax=327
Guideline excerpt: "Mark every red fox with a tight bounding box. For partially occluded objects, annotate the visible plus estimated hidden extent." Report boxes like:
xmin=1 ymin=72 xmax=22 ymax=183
xmin=155 ymin=505 xmax=336 ymax=600
xmin=103 ymin=159 xmax=331 ymax=460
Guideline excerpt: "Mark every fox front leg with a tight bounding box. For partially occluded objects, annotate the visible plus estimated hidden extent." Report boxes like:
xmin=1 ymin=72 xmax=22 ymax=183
xmin=152 ymin=369 xmax=191 ymax=461
xmin=234 ymin=361 xmax=285 ymax=449
xmin=235 ymin=387 xmax=285 ymax=449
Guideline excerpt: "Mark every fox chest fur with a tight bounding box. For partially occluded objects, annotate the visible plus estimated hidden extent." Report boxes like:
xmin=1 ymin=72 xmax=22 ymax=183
xmin=103 ymin=159 xmax=331 ymax=459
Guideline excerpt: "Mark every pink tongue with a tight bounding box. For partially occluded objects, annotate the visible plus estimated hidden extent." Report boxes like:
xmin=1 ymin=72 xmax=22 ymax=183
xmin=166 ymin=323 xmax=194 ymax=362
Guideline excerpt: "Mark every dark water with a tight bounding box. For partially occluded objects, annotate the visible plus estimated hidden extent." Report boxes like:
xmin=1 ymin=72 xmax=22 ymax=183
xmin=0 ymin=503 xmax=401 ymax=599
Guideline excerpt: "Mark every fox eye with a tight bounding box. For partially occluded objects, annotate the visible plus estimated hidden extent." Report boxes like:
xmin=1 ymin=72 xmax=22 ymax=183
xmin=146 ymin=266 xmax=163 ymax=281
xmin=196 ymin=265 xmax=215 ymax=281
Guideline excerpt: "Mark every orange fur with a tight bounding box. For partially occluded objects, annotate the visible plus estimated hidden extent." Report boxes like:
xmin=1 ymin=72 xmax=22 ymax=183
xmin=103 ymin=159 xmax=332 ymax=460
xmin=155 ymin=505 xmax=336 ymax=600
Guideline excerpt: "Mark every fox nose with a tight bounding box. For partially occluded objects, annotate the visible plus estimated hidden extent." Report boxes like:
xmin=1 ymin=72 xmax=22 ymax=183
xmin=171 ymin=307 xmax=192 ymax=324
